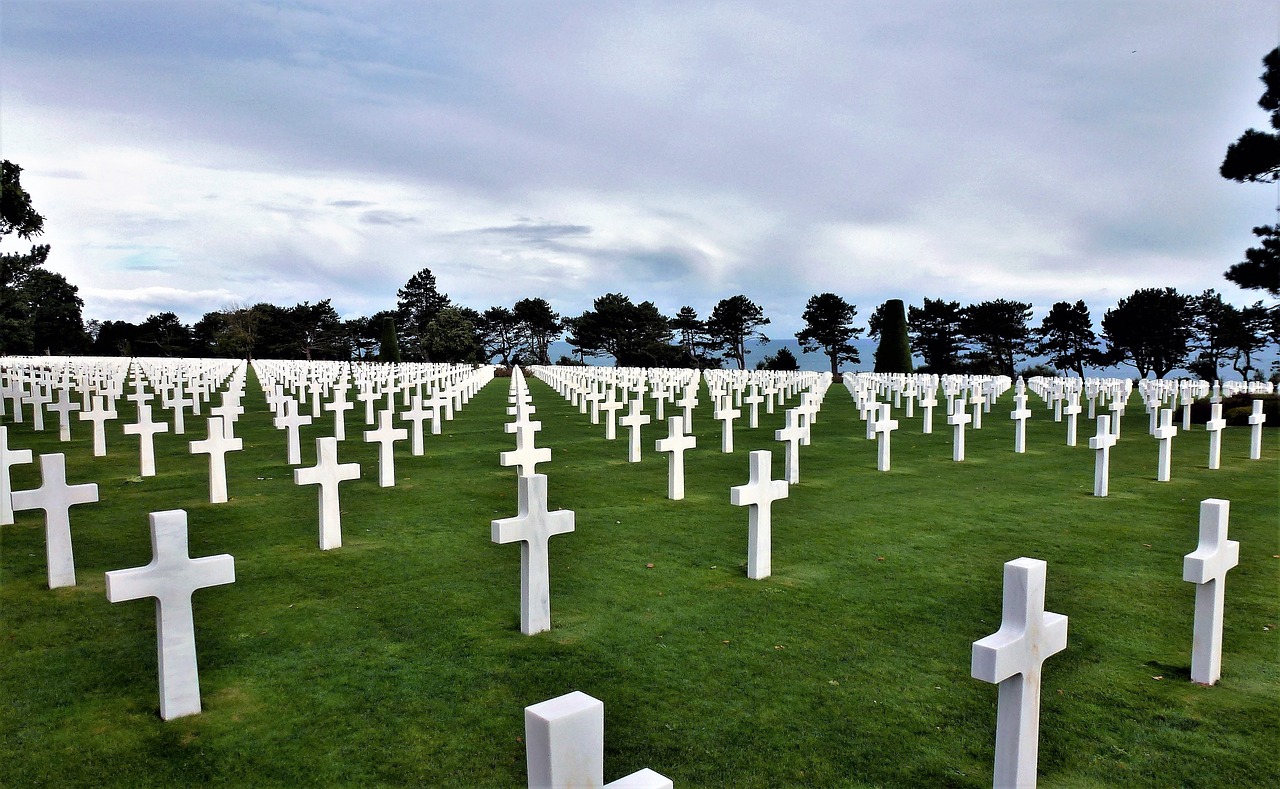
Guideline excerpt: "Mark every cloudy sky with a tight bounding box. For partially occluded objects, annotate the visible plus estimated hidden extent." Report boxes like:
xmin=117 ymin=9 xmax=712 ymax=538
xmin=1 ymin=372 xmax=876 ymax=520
xmin=2 ymin=1 xmax=1276 ymax=335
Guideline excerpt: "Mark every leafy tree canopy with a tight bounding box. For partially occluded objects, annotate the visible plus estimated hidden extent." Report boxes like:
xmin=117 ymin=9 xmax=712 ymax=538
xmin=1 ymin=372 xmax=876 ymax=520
xmin=707 ymin=295 xmax=769 ymax=370
xmin=1101 ymin=287 xmax=1193 ymax=378
xmin=796 ymin=292 xmax=861 ymax=375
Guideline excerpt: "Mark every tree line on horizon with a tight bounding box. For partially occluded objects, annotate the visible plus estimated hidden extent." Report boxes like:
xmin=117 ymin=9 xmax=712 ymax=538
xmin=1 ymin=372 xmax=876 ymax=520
xmin=3 ymin=46 xmax=1279 ymax=382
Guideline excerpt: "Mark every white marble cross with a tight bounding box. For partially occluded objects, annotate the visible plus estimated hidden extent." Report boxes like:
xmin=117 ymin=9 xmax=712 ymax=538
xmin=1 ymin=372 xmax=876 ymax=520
xmin=78 ymin=395 xmax=118 ymax=457
xmin=10 ymin=453 xmax=99 ymax=588
xmin=1088 ymin=415 xmax=1117 ymax=497
xmin=1247 ymin=398 xmax=1265 ymax=460
xmin=123 ymin=403 xmax=170 ymax=477
xmin=872 ymin=403 xmax=898 ymax=472
xmin=1010 ymin=394 xmax=1032 ymax=454
xmin=491 ymin=473 xmax=575 ymax=635
xmin=598 ymin=391 xmax=624 ymax=440
xmin=273 ymin=398 xmax=313 ymax=465
xmin=970 ymin=390 xmax=985 ymax=430
xmin=971 ymin=557 xmax=1068 ymax=789
xmin=48 ymin=388 xmax=80 ymax=442
xmin=947 ymin=399 xmax=971 ymax=462
xmin=743 ymin=385 xmax=764 ymax=429
xmin=105 ymin=509 xmax=235 ymax=720
xmin=730 ymin=450 xmax=789 ymax=580
xmin=364 ymin=410 xmax=408 ymax=487
xmin=325 ymin=385 xmax=355 ymax=441
xmin=189 ymin=417 xmax=243 ymax=504
xmin=677 ymin=387 xmax=698 ymax=434
xmin=919 ymin=389 xmax=938 ymax=435
xmin=502 ymin=420 xmax=551 ymax=477
xmin=401 ymin=393 xmax=432 ymax=455
xmin=1 ymin=425 xmax=33 ymax=526
xmin=1062 ymin=399 xmax=1082 ymax=447
xmin=1153 ymin=408 xmax=1178 ymax=482
xmin=1204 ymin=403 xmax=1226 ymax=470
xmin=618 ymin=398 xmax=651 ymax=463
xmin=655 ymin=416 xmax=696 ymax=500
xmin=1182 ymin=498 xmax=1239 ymax=685
xmin=294 ymin=437 xmax=360 ymax=550
xmin=714 ymin=399 xmax=741 ymax=453
xmin=1108 ymin=398 xmax=1124 ymax=437
xmin=524 ymin=691 xmax=672 ymax=789
xmin=774 ymin=408 xmax=806 ymax=484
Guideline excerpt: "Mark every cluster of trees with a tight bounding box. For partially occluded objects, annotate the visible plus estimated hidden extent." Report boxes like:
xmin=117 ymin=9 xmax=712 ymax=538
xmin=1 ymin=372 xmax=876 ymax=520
xmin=1220 ymin=47 xmax=1280 ymax=297
xmin=903 ymin=292 xmax=1277 ymax=381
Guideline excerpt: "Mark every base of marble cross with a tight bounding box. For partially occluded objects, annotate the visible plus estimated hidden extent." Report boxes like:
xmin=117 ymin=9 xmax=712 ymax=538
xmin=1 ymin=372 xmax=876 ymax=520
xmin=105 ymin=510 xmax=235 ymax=720
xmin=972 ymin=557 xmax=1068 ymax=789
xmin=1183 ymin=499 xmax=1239 ymax=685
xmin=524 ymin=691 xmax=673 ymax=788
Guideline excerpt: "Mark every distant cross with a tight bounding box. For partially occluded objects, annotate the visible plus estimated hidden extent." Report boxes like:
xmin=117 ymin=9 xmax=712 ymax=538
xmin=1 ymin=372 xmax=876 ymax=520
xmin=714 ymin=398 xmax=741 ymax=454
xmin=1088 ymin=415 xmax=1117 ymax=497
xmin=10 ymin=453 xmax=99 ymax=588
xmin=1010 ymin=394 xmax=1032 ymax=454
xmin=501 ymin=419 xmax=551 ymax=477
xmin=1204 ymin=403 xmax=1226 ymax=470
xmin=872 ymin=403 xmax=899 ymax=471
xmin=25 ymin=386 xmax=51 ymax=432
xmin=362 ymin=410 xmax=407 ymax=487
xmin=1 ymin=426 xmax=34 ymax=526
xmin=1182 ymin=499 xmax=1239 ymax=685
xmin=325 ymin=385 xmax=355 ymax=441
xmin=273 ymin=398 xmax=313 ymax=465
xmin=618 ymin=398 xmax=652 ymax=463
xmin=123 ymin=403 xmax=170 ymax=477
xmin=774 ymin=408 xmax=806 ymax=484
xmin=919 ymin=389 xmax=938 ymax=435
xmin=491 ymin=473 xmax=575 ymax=635
xmin=796 ymin=393 xmax=819 ymax=446
xmin=357 ymin=387 xmax=380 ymax=425
xmin=947 ymin=399 xmax=972 ymax=462
xmin=189 ymin=416 xmax=243 ymax=504
xmin=48 ymin=388 xmax=81 ymax=442
xmin=655 ymin=416 xmax=696 ymax=500
xmin=743 ymin=385 xmax=764 ymax=429
xmin=1152 ymin=408 xmax=1178 ymax=482
xmin=78 ymin=395 xmax=119 ymax=457
xmin=293 ymin=437 xmax=360 ymax=550
xmin=209 ymin=394 xmax=243 ymax=440
xmin=969 ymin=389 xmax=985 ymax=430
xmin=971 ymin=557 xmax=1068 ymax=789
xmin=105 ymin=509 xmax=235 ymax=720
xmin=730 ymin=450 xmax=789 ymax=580
xmin=1247 ymin=398 xmax=1266 ymax=460
xmin=401 ymin=393 xmax=432 ymax=455
xmin=1062 ymin=398 xmax=1082 ymax=447
xmin=676 ymin=387 xmax=698 ymax=434
xmin=1108 ymin=398 xmax=1124 ymax=437
xmin=598 ymin=390 xmax=624 ymax=440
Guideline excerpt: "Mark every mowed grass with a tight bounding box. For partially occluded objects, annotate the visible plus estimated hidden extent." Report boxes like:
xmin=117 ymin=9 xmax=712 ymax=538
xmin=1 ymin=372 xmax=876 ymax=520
xmin=1 ymin=369 xmax=1277 ymax=788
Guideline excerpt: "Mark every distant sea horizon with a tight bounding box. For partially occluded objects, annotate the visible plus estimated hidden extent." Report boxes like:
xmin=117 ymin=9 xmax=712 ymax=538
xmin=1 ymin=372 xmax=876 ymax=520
xmin=543 ymin=338 xmax=1278 ymax=382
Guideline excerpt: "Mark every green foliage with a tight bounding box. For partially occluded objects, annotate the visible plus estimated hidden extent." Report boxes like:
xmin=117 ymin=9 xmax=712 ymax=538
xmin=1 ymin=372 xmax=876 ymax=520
xmin=796 ymin=293 xmax=862 ymax=374
xmin=755 ymin=346 xmax=800 ymax=370
xmin=379 ymin=316 xmax=401 ymax=363
xmin=0 ymin=373 xmax=1276 ymax=786
xmin=478 ymin=306 xmax=520 ymax=366
xmin=396 ymin=268 xmax=452 ymax=360
xmin=568 ymin=293 xmax=677 ymax=367
xmin=423 ymin=306 xmax=484 ymax=363
xmin=960 ymin=299 xmax=1033 ymax=378
xmin=1220 ymin=49 xmax=1280 ymax=295
xmin=707 ymin=295 xmax=769 ymax=370
xmin=512 ymin=297 xmax=561 ymax=365
xmin=871 ymin=299 xmax=912 ymax=374
xmin=1 ymin=160 xmax=45 ymax=240
xmin=1036 ymin=300 xmax=1100 ymax=378
xmin=669 ymin=306 xmax=720 ymax=368
xmin=908 ymin=298 xmax=964 ymax=373
xmin=1101 ymin=288 xmax=1194 ymax=378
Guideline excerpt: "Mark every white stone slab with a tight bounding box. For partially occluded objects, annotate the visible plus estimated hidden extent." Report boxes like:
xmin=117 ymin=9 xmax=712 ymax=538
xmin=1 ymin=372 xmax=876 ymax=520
xmin=524 ymin=691 xmax=672 ymax=789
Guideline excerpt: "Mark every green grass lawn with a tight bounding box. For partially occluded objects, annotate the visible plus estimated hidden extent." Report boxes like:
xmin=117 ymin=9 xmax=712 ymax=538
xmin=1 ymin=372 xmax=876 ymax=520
xmin=1 ymin=369 xmax=1277 ymax=787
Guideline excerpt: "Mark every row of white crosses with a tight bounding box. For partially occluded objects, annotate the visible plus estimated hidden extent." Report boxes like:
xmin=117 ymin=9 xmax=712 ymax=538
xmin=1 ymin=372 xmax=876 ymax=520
xmin=492 ymin=367 xmax=573 ymax=635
